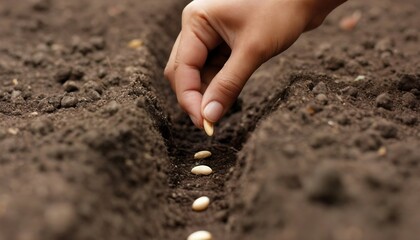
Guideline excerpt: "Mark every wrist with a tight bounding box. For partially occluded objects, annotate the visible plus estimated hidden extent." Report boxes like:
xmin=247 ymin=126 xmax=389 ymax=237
xmin=298 ymin=0 xmax=347 ymax=31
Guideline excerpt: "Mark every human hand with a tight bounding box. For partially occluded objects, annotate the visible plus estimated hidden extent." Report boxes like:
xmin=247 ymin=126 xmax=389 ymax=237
xmin=164 ymin=0 xmax=345 ymax=129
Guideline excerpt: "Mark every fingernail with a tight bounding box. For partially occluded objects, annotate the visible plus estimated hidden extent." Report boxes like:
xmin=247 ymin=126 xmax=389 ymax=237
xmin=204 ymin=101 xmax=223 ymax=122
xmin=189 ymin=115 xmax=200 ymax=128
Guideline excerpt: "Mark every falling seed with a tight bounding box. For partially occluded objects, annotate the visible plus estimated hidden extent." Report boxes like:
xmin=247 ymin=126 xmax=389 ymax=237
xmin=29 ymin=112 xmax=39 ymax=116
xmin=187 ymin=230 xmax=213 ymax=240
xmin=12 ymin=79 xmax=19 ymax=85
xmin=194 ymin=150 xmax=212 ymax=160
xmin=203 ymin=119 xmax=214 ymax=136
xmin=191 ymin=165 xmax=213 ymax=175
xmin=192 ymin=196 xmax=210 ymax=211
xmin=128 ymin=39 xmax=143 ymax=49
xmin=339 ymin=11 xmax=362 ymax=31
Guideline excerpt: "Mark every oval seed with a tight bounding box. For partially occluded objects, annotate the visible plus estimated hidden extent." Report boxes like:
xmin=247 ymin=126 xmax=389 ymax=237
xmin=191 ymin=165 xmax=213 ymax=175
xmin=187 ymin=230 xmax=213 ymax=240
xmin=194 ymin=150 xmax=212 ymax=160
xmin=192 ymin=196 xmax=210 ymax=211
xmin=203 ymin=119 xmax=214 ymax=136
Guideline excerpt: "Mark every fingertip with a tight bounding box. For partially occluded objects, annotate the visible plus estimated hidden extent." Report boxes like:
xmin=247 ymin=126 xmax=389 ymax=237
xmin=189 ymin=114 xmax=204 ymax=129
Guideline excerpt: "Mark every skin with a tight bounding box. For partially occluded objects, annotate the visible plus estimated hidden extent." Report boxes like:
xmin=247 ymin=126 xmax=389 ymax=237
xmin=164 ymin=0 xmax=347 ymax=129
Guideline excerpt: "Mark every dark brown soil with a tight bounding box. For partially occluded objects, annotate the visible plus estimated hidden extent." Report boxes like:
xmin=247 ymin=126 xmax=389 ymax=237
xmin=0 ymin=0 xmax=419 ymax=240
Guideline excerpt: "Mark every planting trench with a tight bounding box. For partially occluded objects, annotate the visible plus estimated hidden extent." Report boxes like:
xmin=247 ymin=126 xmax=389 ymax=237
xmin=0 ymin=0 xmax=420 ymax=239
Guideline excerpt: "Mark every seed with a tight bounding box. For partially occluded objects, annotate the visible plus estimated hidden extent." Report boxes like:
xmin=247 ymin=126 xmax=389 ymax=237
xmin=187 ymin=230 xmax=213 ymax=240
xmin=192 ymin=196 xmax=210 ymax=211
xmin=194 ymin=150 xmax=212 ymax=160
xmin=191 ymin=165 xmax=213 ymax=175
xmin=128 ymin=39 xmax=143 ymax=49
xmin=203 ymin=119 xmax=214 ymax=136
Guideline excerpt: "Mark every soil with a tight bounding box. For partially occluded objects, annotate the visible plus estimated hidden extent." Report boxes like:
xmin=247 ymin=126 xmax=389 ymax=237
xmin=0 ymin=0 xmax=418 ymax=240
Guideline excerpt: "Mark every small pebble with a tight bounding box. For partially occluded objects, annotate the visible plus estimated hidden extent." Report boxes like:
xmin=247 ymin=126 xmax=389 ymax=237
xmin=401 ymin=92 xmax=417 ymax=108
xmin=191 ymin=165 xmax=213 ymax=175
xmin=187 ymin=230 xmax=213 ymax=240
xmin=315 ymin=94 xmax=328 ymax=105
xmin=194 ymin=150 xmax=212 ymax=160
xmin=61 ymin=96 xmax=78 ymax=108
xmin=312 ymin=81 xmax=327 ymax=94
xmin=63 ymin=81 xmax=79 ymax=92
xmin=192 ymin=196 xmax=210 ymax=211
xmin=354 ymin=75 xmax=366 ymax=81
xmin=375 ymin=93 xmax=392 ymax=110
xmin=12 ymin=79 xmax=19 ymax=85
xmin=8 ymin=128 xmax=19 ymax=135
xmin=54 ymin=67 xmax=72 ymax=83
xmin=101 ymin=100 xmax=119 ymax=116
xmin=203 ymin=119 xmax=214 ymax=137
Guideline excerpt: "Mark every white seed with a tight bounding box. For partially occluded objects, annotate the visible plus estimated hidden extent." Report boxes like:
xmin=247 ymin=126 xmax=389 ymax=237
xmin=191 ymin=165 xmax=213 ymax=175
xmin=194 ymin=150 xmax=212 ymax=160
xmin=203 ymin=119 xmax=214 ymax=137
xmin=187 ymin=230 xmax=213 ymax=240
xmin=192 ymin=196 xmax=210 ymax=211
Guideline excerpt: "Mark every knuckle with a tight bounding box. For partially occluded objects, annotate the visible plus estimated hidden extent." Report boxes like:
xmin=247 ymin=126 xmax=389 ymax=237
xmin=244 ymin=38 xmax=270 ymax=62
xmin=182 ymin=2 xmax=208 ymax=23
xmin=177 ymin=91 xmax=192 ymax=111
xmin=217 ymin=74 xmax=242 ymax=99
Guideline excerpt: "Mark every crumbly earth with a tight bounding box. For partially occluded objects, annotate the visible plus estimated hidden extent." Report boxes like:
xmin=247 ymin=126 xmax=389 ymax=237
xmin=0 ymin=0 xmax=418 ymax=240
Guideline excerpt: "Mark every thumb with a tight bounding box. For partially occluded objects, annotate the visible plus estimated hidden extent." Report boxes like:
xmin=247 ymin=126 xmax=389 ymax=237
xmin=201 ymin=47 xmax=262 ymax=123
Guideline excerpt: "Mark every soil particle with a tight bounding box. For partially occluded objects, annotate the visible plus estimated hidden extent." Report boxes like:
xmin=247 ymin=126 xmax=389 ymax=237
xmin=101 ymin=100 xmax=120 ymax=116
xmin=71 ymin=66 xmax=85 ymax=80
xmin=312 ymin=81 xmax=328 ymax=94
xmin=375 ymin=37 xmax=395 ymax=53
xmin=309 ymin=132 xmax=336 ymax=149
xmin=323 ymin=56 xmax=345 ymax=70
xmin=89 ymin=37 xmax=106 ymax=50
xmin=373 ymin=120 xmax=398 ymax=139
xmin=61 ymin=95 xmax=78 ymax=108
xmin=11 ymin=90 xmax=23 ymax=103
xmin=376 ymin=93 xmax=393 ymax=110
xmin=341 ymin=86 xmax=358 ymax=98
xmin=315 ymin=93 xmax=328 ymax=105
xmin=105 ymin=73 xmax=122 ymax=86
xmin=29 ymin=118 xmax=54 ymax=136
xmin=397 ymin=114 xmax=418 ymax=126
xmin=401 ymin=92 xmax=417 ymax=108
xmin=336 ymin=113 xmax=351 ymax=125
xmin=54 ymin=67 xmax=72 ymax=83
xmin=353 ymin=131 xmax=382 ymax=151
xmin=83 ymin=81 xmax=104 ymax=94
xmin=44 ymin=203 xmax=77 ymax=236
xmin=398 ymin=73 xmax=420 ymax=92
xmin=63 ymin=81 xmax=80 ymax=92
xmin=31 ymin=0 xmax=51 ymax=12
xmin=85 ymin=89 xmax=101 ymax=101
xmin=305 ymin=164 xmax=346 ymax=205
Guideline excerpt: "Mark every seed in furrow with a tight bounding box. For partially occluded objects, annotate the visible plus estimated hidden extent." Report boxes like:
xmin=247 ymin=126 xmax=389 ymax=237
xmin=192 ymin=196 xmax=210 ymax=211
xmin=187 ymin=230 xmax=213 ymax=240
xmin=191 ymin=165 xmax=213 ymax=175
xmin=194 ymin=150 xmax=212 ymax=160
xmin=203 ymin=119 xmax=214 ymax=136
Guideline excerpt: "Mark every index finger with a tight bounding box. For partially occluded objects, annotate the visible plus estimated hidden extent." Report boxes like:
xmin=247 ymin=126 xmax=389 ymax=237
xmin=174 ymin=6 xmax=221 ymax=127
